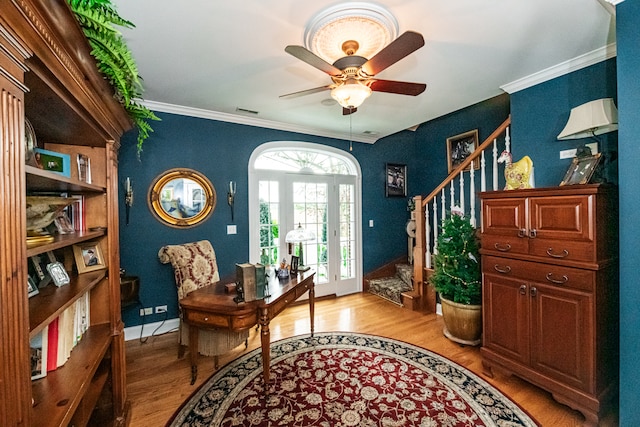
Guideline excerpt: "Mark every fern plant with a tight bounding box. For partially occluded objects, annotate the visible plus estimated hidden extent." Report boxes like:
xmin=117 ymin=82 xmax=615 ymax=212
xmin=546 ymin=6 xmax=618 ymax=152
xmin=68 ymin=0 xmax=159 ymax=155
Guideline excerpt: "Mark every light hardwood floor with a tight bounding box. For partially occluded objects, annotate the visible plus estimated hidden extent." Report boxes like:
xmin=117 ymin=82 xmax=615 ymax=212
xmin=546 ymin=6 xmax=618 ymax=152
xmin=125 ymin=292 xmax=618 ymax=426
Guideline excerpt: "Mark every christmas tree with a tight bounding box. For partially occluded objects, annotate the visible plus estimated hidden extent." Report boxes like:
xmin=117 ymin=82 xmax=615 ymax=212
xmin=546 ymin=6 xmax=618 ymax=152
xmin=430 ymin=208 xmax=481 ymax=305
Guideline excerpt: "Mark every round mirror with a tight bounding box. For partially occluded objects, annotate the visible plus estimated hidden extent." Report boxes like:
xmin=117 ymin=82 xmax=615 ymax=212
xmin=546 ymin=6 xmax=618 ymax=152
xmin=148 ymin=168 xmax=216 ymax=228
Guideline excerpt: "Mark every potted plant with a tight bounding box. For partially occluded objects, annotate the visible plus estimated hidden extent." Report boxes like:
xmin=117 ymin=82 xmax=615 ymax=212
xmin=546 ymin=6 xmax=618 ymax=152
xmin=429 ymin=207 xmax=482 ymax=345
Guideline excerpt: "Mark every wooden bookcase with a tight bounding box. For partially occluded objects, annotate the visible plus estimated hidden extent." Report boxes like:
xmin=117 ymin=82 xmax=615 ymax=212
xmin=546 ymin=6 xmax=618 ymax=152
xmin=0 ymin=1 xmax=132 ymax=426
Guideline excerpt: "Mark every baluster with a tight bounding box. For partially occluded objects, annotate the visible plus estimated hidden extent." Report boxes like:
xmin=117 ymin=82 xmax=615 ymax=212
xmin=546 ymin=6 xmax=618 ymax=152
xmin=459 ymin=171 xmax=465 ymax=214
xmin=492 ymin=139 xmax=499 ymax=191
xmin=480 ymin=151 xmax=486 ymax=192
xmin=433 ymin=198 xmax=438 ymax=255
xmin=425 ymin=205 xmax=431 ymax=269
xmin=450 ymin=180 xmax=455 ymax=214
xmin=441 ymin=188 xmax=446 ymax=223
xmin=505 ymin=126 xmax=511 ymax=153
xmin=470 ymin=160 xmax=476 ymax=227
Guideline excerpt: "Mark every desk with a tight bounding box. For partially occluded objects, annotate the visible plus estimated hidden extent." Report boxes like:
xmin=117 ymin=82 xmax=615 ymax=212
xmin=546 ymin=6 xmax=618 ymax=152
xmin=179 ymin=270 xmax=315 ymax=385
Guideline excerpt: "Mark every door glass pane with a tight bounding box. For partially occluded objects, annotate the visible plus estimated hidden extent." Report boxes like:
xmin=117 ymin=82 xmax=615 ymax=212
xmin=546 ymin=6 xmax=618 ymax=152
xmin=339 ymin=184 xmax=356 ymax=279
xmin=293 ymin=182 xmax=328 ymax=284
xmin=258 ymin=181 xmax=280 ymax=265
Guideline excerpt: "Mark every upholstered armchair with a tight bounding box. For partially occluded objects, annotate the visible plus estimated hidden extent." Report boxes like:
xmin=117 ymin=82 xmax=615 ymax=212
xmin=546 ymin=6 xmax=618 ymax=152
xmin=158 ymin=240 xmax=248 ymax=367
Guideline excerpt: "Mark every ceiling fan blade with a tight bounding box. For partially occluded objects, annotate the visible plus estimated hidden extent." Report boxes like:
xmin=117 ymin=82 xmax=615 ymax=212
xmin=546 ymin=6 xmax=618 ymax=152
xmin=361 ymin=31 xmax=425 ymax=76
xmin=343 ymin=107 xmax=357 ymax=115
xmin=369 ymin=79 xmax=426 ymax=96
xmin=279 ymin=85 xmax=332 ymax=99
xmin=285 ymin=45 xmax=343 ymax=76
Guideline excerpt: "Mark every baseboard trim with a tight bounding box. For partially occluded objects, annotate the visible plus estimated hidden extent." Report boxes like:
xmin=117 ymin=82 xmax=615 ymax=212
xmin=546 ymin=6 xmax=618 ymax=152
xmin=124 ymin=318 xmax=180 ymax=341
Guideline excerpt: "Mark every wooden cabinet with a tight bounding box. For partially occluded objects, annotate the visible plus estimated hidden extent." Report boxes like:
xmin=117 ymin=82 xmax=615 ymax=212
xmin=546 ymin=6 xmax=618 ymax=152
xmin=480 ymin=185 xmax=618 ymax=427
xmin=0 ymin=1 xmax=131 ymax=426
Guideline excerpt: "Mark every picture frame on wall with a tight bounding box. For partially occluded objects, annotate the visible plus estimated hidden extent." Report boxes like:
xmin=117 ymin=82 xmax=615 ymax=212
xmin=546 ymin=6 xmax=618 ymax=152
xmin=446 ymin=129 xmax=479 ymax=173
xmin=73 ymin=242 xmax=106 ymax=274
xmin=560 ymin=153 xmax=602 ymax=186
xmin=385 ymin=163 xmax=407 ymax=197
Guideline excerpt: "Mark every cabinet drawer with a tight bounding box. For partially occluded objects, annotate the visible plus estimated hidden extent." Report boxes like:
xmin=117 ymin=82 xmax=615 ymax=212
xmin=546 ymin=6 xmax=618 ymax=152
xmin=529 ymin=239 xmax=595 ymax=263
xmin=185 ymin=310 xmax=231 ymax=328
xmin=529 ymin=195 xmax=593 ymax=242
xmin=481 ymin=234 xmax=529 ymax=255
xmin=482 ymin=197 xmax=527 ymax=236
xmin=483 ymin=256 xmax=594 ymax=292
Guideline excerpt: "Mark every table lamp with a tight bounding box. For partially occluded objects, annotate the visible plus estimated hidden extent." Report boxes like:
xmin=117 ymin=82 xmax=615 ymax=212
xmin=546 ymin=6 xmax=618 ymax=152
xmin=285 ymin=223 xmax=316 ymax=272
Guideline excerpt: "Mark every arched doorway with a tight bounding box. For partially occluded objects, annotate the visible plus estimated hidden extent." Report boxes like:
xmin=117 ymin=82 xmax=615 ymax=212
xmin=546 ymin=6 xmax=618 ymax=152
xmin=248 ymin=142 xmax=362 ymax=297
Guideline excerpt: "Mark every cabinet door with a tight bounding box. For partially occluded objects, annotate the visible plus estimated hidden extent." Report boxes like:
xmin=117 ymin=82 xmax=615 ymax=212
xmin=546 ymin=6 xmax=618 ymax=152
xmin=481 ymin=198 xmax=528 ymax=255
xmin=529 ymin=282 xmax=593 ymax=393
xmin=482 ymin=272 xmax=530 ymax=366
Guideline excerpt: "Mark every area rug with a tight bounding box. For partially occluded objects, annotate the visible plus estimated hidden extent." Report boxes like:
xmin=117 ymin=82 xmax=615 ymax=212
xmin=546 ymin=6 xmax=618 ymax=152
xmin=168 ymin=332 xmax=538 ymax=426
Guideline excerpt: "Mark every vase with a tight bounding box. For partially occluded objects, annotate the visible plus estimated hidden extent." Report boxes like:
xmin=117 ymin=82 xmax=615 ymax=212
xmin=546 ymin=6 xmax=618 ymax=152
xmin=440 ymin=296 xmax=482 ymax=346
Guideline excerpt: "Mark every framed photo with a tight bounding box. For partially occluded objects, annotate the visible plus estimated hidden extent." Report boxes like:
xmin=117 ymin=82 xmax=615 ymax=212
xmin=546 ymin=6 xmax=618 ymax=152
xmin=385 ymin=163 xmax=407 ymax=197
xmin=27 ymin=276 xmax=39 ymax=298
xmin=47 ymin=262 xmax=70 ymax=287
xmin=77 ymin=154 xmax=91 ymax=183
xmin=33 ymin=148 xmax=71 ymax=178
xmin=73 ymin=242 xmax=106 ymax=274
xmin=29 ymin=255 xmax=51 ymax=288
xmin=290 ymin=255 xmax=299 ymax=274
xmin=30 ymin=326 xmax=48 ymax=380
xmin=446 ymin=129 xmax=479 ymax=173
xmin=560 ymin=153 xmax=602 ymax=186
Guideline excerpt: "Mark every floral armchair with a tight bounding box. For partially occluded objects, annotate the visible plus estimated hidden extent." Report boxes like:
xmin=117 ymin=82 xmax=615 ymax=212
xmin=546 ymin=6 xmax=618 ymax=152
xmin=158 ymin=240 xmax=248 ymax=366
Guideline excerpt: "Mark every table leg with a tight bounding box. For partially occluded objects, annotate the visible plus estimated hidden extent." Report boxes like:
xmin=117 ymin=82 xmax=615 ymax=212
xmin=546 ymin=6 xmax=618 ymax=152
xmin=189 ymin=325 xmax=199 ymax=385
xmin=309 ymin=284 xmax=315 ymax=337
xmin=260 ymin=307 xmax=271 ymax=386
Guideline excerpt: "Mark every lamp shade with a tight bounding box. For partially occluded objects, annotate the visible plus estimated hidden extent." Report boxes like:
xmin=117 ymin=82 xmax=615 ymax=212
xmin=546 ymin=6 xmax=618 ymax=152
xmin=331 ymin=80 xmax=372 ymax=109
xmin=557 ymin=98 xmax=618 ymax=140
xmin=285 ymin=223 xmax=316 ymax=243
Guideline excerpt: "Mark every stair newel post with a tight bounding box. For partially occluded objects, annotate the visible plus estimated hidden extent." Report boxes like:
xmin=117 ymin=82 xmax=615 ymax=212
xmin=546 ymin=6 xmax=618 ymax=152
xmin=412 ymin=195 xmax=425 ymax=311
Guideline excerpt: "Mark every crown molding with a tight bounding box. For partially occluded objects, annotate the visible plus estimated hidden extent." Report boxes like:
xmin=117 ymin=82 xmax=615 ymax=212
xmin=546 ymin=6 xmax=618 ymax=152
xmin=606 ymin=0 xmax=623 ymax=5
xmin=500 ymin=43 xmax=617 ymax=94
xmin=139 ymin=100 xmax=378 ymax=144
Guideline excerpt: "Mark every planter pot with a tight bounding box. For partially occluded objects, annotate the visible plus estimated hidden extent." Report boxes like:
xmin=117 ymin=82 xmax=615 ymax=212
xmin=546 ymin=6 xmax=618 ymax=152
xmin=440 ymin=297 xmax=482 ymax=346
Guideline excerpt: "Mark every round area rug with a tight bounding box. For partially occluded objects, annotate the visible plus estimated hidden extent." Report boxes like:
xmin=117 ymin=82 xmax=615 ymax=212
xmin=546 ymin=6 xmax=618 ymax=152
xmin=168 ymin=332 xmax=538 ymax=426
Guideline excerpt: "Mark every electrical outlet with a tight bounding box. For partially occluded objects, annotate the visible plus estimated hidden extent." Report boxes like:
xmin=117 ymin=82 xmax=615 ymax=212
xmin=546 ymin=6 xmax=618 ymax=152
xmin=140 ymin=307 xmax=153 ymax=316
xmin=155 ymin=305 xmax=167 ymax=314
xmin=559 ymin=148 xmax=577 ymax=159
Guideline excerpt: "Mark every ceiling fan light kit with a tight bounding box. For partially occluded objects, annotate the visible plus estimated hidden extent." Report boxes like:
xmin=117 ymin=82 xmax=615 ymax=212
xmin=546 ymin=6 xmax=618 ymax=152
xmin=282 ymin=2 xmax=426 ymax=114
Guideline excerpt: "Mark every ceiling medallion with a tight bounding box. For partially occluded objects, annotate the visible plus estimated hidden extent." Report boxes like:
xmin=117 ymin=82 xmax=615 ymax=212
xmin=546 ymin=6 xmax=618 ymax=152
xmin=304 ymin=2 xmax=399 ymax=63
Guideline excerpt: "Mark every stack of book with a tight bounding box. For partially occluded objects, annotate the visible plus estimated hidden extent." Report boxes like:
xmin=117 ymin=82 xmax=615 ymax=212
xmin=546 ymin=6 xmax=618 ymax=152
xmin=235 ymin=263 xmax=268 ymax=302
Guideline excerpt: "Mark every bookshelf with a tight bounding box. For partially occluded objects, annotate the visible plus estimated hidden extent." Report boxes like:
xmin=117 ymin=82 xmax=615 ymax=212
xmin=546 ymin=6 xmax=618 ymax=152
xmin=0 ymin=1 xmax=132 ymax=426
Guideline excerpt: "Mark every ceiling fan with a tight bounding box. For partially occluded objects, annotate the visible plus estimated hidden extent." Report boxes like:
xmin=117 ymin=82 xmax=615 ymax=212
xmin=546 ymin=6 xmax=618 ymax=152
xmin=281 ymin=31 xmax=426 ymax=115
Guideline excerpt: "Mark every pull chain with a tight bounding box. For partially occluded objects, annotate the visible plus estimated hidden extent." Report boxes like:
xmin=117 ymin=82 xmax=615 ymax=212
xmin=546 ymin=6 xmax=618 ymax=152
xmin=349 ymin=111 xmax=353 ymax=151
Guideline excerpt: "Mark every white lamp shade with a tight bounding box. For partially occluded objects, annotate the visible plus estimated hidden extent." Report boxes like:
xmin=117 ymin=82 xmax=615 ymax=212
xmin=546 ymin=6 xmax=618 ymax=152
xmin=331 ymin=80 xmax=372 ymax=109
xmin=285 ymin=224 xmax=316 ymax=243
xmin=557 ymin=98 xmax=618 ymax=140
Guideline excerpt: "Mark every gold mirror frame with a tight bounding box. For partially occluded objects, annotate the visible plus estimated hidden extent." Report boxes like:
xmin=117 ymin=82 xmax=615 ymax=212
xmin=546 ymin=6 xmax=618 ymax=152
xmin=148 ymin=168 xmax=216 ymax=228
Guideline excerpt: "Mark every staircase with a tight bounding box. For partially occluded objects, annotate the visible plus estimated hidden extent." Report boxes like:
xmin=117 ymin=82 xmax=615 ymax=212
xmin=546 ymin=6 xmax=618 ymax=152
xmin=412 ymin=116 xmax=513 ymax=312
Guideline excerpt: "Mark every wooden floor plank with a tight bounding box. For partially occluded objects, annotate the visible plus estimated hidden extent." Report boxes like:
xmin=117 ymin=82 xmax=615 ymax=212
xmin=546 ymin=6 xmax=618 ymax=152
xmin=125 ymin=292 xmax=617 ymax=426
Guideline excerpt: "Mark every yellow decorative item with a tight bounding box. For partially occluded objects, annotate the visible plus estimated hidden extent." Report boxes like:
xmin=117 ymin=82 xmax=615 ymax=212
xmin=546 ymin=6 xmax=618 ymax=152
xmin=497 ymin=150 xmax=533 ymax=190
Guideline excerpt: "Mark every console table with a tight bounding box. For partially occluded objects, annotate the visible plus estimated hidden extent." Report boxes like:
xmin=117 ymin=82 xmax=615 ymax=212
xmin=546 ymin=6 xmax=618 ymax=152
xmin=179 ymin=270 xmax=315 ymax=385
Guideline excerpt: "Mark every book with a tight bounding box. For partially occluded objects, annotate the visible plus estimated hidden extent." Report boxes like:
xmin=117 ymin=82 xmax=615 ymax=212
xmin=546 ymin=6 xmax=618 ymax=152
xmin=236 ymin=263 xmax=257 ymax=302
xmin=255 ymin=263 xmax=266 ymax=299
xmin=46 ymin=317 xmax=59 ymax=372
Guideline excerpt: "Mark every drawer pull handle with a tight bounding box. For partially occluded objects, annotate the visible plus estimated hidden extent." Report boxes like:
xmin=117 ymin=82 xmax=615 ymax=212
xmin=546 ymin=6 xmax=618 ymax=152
xmin=519 ymin=284 xmax=527 ymax=295
xmin=530 ymin=287 xmax=537 ymax=297
xmin=204 ymin=317 xmax=209 ymax=321
xmin=517 ymin=228 xmax=527 ymax=238
xmin=546 ymin=273 xmax=568 ymax=285
xmin=494 ymin=264 xmax=512 ymax=274
xmin=494 ymin=242 xmax=512 ymax=252
xmin=529 ymin=229 xmax=537 ymax=238
xmin=546 ymin=248 xmax=569 ymax=258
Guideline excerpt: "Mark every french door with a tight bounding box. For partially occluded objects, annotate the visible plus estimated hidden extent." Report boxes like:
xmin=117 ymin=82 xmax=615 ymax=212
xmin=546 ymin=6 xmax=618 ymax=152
xmin=254 ymin=173 xmax=359 ymax=297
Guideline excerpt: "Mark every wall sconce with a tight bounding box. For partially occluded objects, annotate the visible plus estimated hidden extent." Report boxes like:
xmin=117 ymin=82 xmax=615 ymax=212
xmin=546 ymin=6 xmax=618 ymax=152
xmin=124 ymin=177 xmax=133 ymax=225
xmin=227 ymin=181 xmax=236 ymax=222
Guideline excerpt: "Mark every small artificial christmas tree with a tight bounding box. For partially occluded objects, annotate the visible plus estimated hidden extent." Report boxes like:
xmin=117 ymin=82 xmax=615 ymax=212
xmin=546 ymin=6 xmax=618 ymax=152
xmin=430 ymin=208 xmax=481 ymax=305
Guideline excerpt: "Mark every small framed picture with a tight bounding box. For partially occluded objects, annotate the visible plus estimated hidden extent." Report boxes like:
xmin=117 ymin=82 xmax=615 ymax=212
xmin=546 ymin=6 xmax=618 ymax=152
xmin=73 ymin=242 xmax=106 ymax=274
xmin=27 ymin=276 xmax=39 ymax=298
xmin=33 ymin=148 xmax=71 ymax=178
xmin=385 ymin=163 xmax=407 ymax=197
xmin=77 ymin=153 xmax=91 ymax=183
xmin=29 ymin=255 xmax=51 ymax=288
xmin=290 ymin=255 xmax=299 ymax=274
xmin=560 ymin=153 xmax=602 ymax=186
xmin=30 ymin=326 xmax=48 ymax=380
xmin=47 ymin=262 xmax=70 ymax=287
xmin=446 ymin=129 xmax=480 ymax=173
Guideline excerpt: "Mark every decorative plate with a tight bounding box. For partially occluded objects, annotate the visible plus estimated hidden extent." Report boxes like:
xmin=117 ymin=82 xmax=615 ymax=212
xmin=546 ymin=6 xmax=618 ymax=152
xmin=25 ymin=118 xmax=38 ymax=166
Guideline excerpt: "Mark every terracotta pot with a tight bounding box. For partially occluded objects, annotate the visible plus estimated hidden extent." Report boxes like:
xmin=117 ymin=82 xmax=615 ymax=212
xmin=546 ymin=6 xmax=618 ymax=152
xmin=440 ymin=297 xmax=482 ymax=346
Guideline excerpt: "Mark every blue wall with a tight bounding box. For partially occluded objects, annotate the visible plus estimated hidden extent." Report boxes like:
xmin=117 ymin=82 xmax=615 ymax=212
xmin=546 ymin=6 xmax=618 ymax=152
xmin=617 ymin=1 xmax=640 ymax=424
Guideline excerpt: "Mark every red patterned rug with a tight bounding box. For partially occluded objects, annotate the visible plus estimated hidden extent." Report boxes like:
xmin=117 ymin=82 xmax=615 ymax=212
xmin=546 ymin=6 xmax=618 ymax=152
xmin=168 ymin=333 xmax=538 ymax=426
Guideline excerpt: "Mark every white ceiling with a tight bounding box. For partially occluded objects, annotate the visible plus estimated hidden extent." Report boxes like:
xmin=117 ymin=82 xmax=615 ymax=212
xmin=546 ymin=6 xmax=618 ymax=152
xmin=113 ymin=0 xmax=616 ymax=144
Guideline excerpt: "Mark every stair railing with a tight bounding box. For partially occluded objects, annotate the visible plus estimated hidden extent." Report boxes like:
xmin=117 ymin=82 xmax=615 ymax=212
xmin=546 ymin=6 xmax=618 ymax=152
xmin=412 ymin=115 xmax=511 ymax=312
